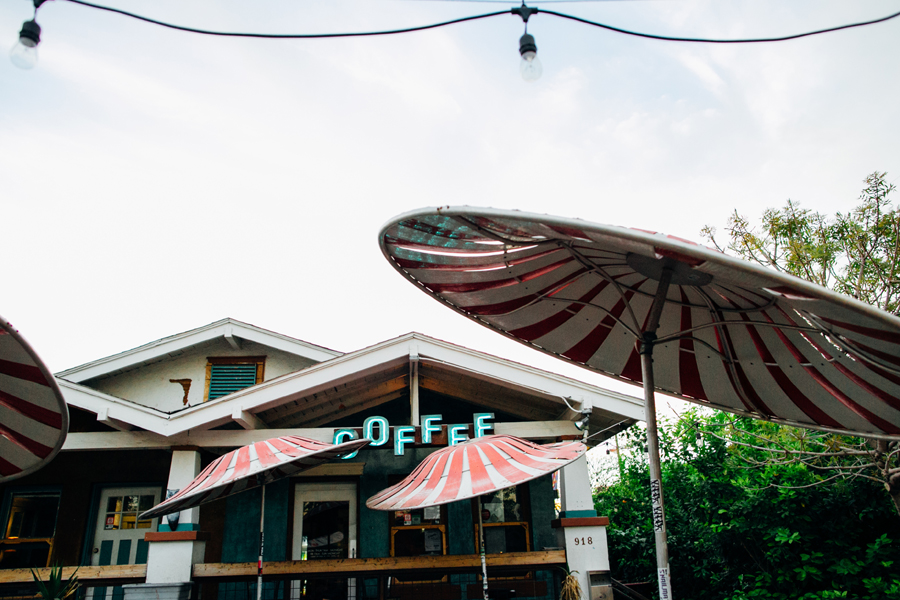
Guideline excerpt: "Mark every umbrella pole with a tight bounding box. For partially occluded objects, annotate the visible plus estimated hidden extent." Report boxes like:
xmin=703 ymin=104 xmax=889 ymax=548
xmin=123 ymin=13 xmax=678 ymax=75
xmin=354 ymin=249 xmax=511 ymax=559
xmin=257 ymin=482 xmax=266 ymax=600
xmin=478 ymin=499 xmax=489 ymax=600
xmin=641 ymin=267 xmax=673 ymax=600
xmin=641 ymin=346 xmax=672 ymax=600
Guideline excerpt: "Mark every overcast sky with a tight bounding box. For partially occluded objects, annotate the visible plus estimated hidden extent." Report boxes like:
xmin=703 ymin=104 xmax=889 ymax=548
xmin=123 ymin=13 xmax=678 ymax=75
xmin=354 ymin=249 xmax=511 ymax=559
xmin=2 ymin=0 xmax=898 ymax=405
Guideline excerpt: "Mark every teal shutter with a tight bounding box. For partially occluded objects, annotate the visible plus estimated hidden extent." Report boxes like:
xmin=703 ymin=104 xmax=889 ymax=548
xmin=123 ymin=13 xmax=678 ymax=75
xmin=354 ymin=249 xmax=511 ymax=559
xmin=208 ymin=364 xmax=258 ymax=400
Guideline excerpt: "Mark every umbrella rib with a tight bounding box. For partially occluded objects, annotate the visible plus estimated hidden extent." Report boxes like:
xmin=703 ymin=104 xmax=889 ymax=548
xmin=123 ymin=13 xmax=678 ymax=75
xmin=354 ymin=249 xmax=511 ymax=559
xmin=446 ymin=215 xmax=643 ymax=335
xmin=529 ymin=296 xmax=641 ymax=338
xmin=460 ymin=269 xmax=641 ymax=338
xmin=693 ymin=285 xmax=770 ymax=415
xmin=802 ymin=314 xmax=900 ymax=378
xmin=654 ymin=319 xmax=820 ymax=344
xmin=559 ymin=243 xmax=644 ymax=334
xmin=454 ymin=215 xmax=561 ymax=248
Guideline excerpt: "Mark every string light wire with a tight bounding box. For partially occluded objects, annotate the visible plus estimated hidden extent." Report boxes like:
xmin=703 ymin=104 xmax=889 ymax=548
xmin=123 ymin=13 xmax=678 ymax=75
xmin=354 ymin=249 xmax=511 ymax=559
xmin=61 ymin=0 xmax=509 ymax=38
xmin=50 ymin=0 xmax=900 ymax=44
xmin=539 ymin=7 xmax=900 ymax=43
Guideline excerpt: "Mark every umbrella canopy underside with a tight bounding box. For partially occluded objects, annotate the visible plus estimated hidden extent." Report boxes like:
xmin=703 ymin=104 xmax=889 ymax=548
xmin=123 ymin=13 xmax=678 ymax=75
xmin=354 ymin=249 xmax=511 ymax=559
xmin=0 ymin=316 xmax=68 ymax=483
xmin=380 ymin=208 xmax=900 ymax=440
xmin=140 ymin=435 xmax=371 ymax=519
xmin=367 ymin=435 xmax=585 ymax=511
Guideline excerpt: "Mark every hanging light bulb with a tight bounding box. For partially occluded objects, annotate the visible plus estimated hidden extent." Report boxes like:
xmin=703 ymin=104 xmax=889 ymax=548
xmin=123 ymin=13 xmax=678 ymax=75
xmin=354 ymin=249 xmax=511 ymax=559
xmin=519 ymin=33 xmax=542 ymax=82
xmin=10 ymin=19 xmax=40 ymax=70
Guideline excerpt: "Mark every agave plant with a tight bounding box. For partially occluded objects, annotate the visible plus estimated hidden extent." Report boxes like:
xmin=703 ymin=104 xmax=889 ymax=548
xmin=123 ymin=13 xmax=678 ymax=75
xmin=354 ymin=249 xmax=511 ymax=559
xmin=31 ymin=565 xmax=80 ymax=600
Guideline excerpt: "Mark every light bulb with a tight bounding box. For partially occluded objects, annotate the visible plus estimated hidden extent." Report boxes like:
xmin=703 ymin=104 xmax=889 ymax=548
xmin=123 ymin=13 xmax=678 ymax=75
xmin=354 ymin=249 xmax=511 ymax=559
xmin=11 ymin=20 xmax=41 ymax=70
xmin=518 ymin=33 xmax=542 ymax=82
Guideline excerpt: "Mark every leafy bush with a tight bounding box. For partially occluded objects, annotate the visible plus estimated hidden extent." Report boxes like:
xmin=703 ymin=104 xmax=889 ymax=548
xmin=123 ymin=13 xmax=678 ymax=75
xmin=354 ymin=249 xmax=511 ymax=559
xmin=594 ymin=410 xmax=900 ymax=600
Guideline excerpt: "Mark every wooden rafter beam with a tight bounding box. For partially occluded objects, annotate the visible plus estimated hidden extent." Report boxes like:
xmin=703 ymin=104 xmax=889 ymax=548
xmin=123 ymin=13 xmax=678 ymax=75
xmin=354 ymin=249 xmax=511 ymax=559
xmin=419 ymin=374 xmax=558 ymax=421
xmin=267 ymin=376 xmax=408 ymax=428
xmin=232 ymin=408 xmax=268 ymax=430
xmin=297 ymin=389 xmax=406 ymax=428
xmin=259 ymin=367 xmax=407 ymax=422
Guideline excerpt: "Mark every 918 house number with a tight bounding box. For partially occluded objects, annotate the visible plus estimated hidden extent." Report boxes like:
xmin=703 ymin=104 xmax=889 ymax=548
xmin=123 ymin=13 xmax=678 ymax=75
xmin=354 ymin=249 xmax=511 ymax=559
xmin=573 ymin=537 xmax=593 ymax=545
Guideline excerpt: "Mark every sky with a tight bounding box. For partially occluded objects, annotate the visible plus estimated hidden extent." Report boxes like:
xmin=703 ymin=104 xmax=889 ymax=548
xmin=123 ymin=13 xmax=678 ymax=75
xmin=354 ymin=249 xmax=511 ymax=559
xmin=1 ymin=0 xmax=899 ymax=408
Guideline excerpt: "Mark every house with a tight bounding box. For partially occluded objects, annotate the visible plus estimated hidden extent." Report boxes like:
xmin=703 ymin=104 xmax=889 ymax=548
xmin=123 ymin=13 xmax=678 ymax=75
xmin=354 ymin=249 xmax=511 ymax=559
xmin=0 ymin=318 xmax=642 ymax=600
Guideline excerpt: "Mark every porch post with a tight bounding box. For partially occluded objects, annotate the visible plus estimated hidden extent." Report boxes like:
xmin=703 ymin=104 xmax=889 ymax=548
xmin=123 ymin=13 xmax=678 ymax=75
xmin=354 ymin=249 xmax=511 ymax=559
xmin=554 ymin=455 xmax=611 ymax=596
xmin=144 ymin=449 xmax=207 ymax=584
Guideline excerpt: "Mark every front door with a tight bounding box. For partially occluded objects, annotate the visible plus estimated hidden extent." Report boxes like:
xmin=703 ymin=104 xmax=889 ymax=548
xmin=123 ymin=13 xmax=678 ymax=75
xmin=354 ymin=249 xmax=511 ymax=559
xmin=291 ymin=482 xmax=357 ymax=600
xmin=89 ymin=487 xmax=160 ymax=600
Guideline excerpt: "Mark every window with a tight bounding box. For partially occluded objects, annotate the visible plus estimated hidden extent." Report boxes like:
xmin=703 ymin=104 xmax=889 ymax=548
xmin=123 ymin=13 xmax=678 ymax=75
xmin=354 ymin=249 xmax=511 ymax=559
xmin=0 ymin=490 xmax=61 ymax=569
xmin=390 ymin=504 xmax=447 ymax=557
xmin=386 ymin=474 xmax=447 ymax=558
xmin=205 ymin=356 xmax=265 ymax=401
xmin=102 ymin=494 xmax=155 ymax=531
xmin=476 ymin=485 xmax=531 ymax=554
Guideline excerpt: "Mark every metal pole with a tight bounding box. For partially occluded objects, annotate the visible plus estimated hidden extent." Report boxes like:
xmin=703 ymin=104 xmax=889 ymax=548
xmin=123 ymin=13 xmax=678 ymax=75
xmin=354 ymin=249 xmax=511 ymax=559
xmin=641 ymin=344 xmax=672 ymax=600
xmin=257 ymin=483 xmax=266 ymax=600
xmin=478 ymin=499 xmax=489 ymax=600
xmin=641 ymin=265 xmax=673 ymax=600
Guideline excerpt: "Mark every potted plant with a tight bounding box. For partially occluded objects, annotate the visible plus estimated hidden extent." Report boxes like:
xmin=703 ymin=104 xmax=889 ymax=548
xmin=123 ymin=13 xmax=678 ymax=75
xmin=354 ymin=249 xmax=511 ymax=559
xmin=31 ymin=565 xmax=80 ymax=600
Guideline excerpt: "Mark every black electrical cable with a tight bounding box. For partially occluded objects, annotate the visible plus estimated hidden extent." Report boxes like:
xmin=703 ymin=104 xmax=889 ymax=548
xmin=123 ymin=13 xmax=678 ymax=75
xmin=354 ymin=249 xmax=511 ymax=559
xmin=57 ymin=0 xmax=900 ymax=44
xmin=60 ymin=0 xmax=508 ymax=38
xmin=539 ymin=7 xmax=900 ymax=43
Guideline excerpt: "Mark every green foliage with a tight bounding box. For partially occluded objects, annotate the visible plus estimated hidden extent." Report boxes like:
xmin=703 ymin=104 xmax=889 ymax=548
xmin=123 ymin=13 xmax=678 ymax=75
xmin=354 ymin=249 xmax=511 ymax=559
xmin=30 ymin=565 xmax=80 ymax=600
xmin=594 ymin=410 xmax=900 ymax=600
xmin=702 ymin=171 xmax=900 ymax=314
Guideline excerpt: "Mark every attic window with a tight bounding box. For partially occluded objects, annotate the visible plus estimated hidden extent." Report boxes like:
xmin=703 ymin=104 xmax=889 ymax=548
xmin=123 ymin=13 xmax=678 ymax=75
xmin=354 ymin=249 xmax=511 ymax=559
xmin=205 ymin=357 xmax=265 ymax=401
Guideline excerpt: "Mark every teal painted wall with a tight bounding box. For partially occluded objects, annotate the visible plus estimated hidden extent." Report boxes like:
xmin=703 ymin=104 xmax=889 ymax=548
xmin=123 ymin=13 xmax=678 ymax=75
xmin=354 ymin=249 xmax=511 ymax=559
xmin=447 ymin=497 xmax=474 ymax=555
xmin=221 ymin=478 xmax=290 ymax=562
xmin=529 ymin=476 xmax=557 ymax=552
xmin=357 ymin=448 xmax=424 ymax=558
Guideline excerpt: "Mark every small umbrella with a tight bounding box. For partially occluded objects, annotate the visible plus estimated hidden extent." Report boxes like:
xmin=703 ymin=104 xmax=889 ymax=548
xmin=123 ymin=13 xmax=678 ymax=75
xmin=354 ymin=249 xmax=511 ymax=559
xmin=378 ymin=206 xmax=900 ymax=599
xmin=141 ymin=435 xmax=371 ymax=600
xmin=367 ymin=434 xmax=586 ymax=600
xmin=0 ymin=315 xmax=68 ymax=483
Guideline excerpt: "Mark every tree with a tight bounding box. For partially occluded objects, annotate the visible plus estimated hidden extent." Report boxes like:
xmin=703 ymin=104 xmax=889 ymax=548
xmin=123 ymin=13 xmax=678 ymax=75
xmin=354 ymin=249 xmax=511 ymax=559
xmin=700 ymin=171 xmax=900 ymax=516
xmin=701 ymin=171 xmax=900 ymax=314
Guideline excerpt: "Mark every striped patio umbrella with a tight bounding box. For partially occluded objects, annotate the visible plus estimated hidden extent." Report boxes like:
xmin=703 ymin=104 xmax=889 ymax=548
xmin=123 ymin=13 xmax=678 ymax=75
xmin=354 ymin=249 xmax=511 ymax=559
xmin=141 ymin=435 xmax=371 ymax=600
xmin=378 ymin=206 xmax=900 ymax=599
xmin=367 ymin=435 xmax=585 ymax=511
xmin=140 ymin=435 xmax=371 ymax=519
xmin=367 ymin=435 xmax=586 ymax=600
xmin=0 ymin=315 xmax=68 ymax=483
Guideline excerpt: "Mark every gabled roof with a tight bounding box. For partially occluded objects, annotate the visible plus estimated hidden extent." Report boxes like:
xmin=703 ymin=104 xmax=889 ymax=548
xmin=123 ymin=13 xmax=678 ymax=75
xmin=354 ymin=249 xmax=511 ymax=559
xmin=56 ymin=318 xmax=342 ymax=383
xmin=59 ymin=332 xmax=642 ymax=440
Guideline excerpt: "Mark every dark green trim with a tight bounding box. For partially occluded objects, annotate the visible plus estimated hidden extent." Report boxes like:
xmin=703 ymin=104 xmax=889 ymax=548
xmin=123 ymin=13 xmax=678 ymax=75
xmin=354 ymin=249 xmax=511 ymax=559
xmin=558 ymin=510 xmax=597 ymax=518
xmin=115 ymin=540 xmax=131 ymax=566
xmin=135 ymin=540 xmax=149 ymax=565
xmin=98 ymin=540 xmax=113 ymax=566
xmin=159 ymin=523 xmax=201 ymax=532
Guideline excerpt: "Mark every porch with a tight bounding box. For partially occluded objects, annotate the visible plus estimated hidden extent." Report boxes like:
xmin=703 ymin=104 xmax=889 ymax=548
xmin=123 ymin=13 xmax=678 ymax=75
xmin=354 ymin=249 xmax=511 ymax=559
xmin=0 ymin=551 xmax=567 ymax=600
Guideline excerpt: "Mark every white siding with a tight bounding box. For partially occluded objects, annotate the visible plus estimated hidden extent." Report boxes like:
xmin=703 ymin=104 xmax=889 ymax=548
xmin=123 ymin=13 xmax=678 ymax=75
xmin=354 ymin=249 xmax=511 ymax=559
xmin=84 ymin=339 xmax=319 ymax=413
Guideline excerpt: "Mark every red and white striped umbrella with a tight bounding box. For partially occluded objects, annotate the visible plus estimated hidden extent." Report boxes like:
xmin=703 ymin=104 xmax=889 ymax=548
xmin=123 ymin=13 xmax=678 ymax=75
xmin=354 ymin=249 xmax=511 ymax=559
xmin=379 ymin=207 xmax=900 ymax=440
xmin=140 ymin=435 xmax=371 ymax=519
xmin=366 ymin=435 xmax=585 ymax=511
xmin=0 ymin=315 xmax=68 ymax=483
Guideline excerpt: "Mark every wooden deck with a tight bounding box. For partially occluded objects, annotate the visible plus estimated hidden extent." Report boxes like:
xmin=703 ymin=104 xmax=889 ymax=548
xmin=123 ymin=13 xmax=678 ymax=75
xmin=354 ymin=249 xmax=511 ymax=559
xmin=0 ymin=565 xmax=147 ymax=585
xmin=193 ymin=550 xmax=567 ymax=579
xmin=0 ymin=550 xmax=565 ymax=585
